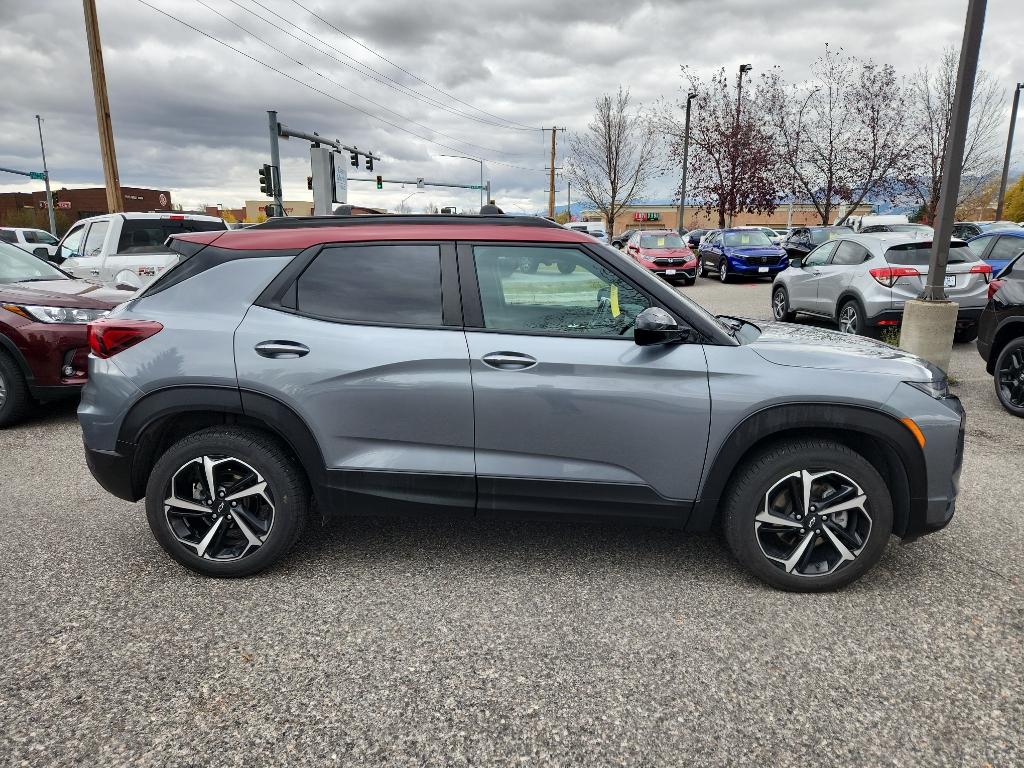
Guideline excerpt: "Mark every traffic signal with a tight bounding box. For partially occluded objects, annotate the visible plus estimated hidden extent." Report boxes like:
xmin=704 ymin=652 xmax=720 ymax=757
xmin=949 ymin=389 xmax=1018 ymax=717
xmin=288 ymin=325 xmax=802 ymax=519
xmin=376 ymin=175 xmax=383 ymax=190
xmin=259 ymin=164 xmax=273 ymax=196
xmin=365 ymin=154 xmax=374 ymax=172
xmin=349 ymin=150 xmax=359 ymax=168
xmin=307 ymin=176 xmax=313 ymax=191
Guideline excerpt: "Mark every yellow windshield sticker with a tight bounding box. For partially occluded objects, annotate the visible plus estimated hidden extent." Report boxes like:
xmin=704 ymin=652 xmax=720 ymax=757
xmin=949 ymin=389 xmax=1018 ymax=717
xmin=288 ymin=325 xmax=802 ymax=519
xmin=656 ymin=237 xmax=666 ymax=247
xmin=740 ymin=234 xmax=751 ymax=244
xmin=610 ymin=284 xmax=621 ymax=317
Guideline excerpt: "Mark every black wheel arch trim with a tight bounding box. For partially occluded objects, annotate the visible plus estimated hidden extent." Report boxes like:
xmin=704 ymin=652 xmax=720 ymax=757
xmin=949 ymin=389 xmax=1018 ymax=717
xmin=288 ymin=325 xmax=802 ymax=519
xmin=835 ymin=292 xmax=864 ymax=322
xmin=688 ymin=402 xmax=928 ymax=538
xmin=988 ymin=317 xmax=1024 ymax=372
xmin=0 ymin=334 xmax=35 ymax=386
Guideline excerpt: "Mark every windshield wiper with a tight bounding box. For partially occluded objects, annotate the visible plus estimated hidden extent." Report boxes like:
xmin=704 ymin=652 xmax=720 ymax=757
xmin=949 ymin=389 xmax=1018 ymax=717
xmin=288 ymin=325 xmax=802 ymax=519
xmin=16 ymin=277 xmax=60 ymax=283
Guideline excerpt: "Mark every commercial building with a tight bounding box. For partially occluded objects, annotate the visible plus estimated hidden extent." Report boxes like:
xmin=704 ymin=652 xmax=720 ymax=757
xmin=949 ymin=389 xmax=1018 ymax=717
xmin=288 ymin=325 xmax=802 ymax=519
xmin=579 ymin=200 xmax=876 ymax=236
xmin=0 ymin=187 xmax=173 ymax=231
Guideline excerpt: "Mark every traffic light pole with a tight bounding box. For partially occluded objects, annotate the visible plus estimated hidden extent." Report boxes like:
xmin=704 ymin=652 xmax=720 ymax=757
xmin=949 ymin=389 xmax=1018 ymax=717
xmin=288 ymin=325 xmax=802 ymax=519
xmin=35 ymin=115 xmax=57 ymax=235
xmin=267 ymin=110 xmax=284 ymax=217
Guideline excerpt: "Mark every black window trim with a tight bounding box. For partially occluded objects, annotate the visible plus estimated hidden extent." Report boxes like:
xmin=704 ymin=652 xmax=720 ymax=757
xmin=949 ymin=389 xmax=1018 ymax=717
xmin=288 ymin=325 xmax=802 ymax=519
xmin=255 ymin=239 xmax=462 ymax=330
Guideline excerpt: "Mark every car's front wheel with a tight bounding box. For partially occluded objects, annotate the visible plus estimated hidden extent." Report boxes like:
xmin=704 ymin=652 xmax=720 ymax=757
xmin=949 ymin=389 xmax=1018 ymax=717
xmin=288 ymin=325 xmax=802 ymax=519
xmin=696 ymin=258 xmax=706 ymax=279
xmin=722 ymin=439 xmax=893 ymax=591
xmin=145 ymin=427 xmax=309 ymax=577
xmin=719 ymin=259 xmax=731 ymax=283
xmin=994 ymin=337 xmax=1024 ymax=417
xmin=0 ymin=351 xmax=32 ymax=428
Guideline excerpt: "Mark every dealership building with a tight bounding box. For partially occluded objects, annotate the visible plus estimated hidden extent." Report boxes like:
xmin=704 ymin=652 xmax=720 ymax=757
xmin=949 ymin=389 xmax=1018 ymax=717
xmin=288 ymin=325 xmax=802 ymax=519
xmin=0 ymin=186 xmax=173 ymax=230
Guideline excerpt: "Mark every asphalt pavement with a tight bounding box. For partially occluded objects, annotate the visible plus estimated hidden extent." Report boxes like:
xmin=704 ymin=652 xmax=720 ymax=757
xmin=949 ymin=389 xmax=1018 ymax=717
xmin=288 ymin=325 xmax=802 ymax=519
xmin=1 ymin=277 xmax=1020 ymax=767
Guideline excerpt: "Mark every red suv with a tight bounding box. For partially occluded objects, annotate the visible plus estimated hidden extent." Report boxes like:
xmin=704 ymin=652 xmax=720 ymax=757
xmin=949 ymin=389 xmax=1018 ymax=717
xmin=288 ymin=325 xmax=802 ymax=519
xmin=624 ymin=229 xmax=697 ymax=285
xmin=0 ymin=240 xmax=130 ymax=426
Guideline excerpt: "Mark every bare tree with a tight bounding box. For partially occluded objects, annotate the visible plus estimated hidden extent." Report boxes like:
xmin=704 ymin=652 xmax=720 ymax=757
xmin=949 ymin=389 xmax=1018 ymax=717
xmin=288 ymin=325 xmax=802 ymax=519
xmin=763 ymin=46 xmax=916 ymax=224
xmin=565 ymin=88 xmax=661 ymax=240
xmin=908 ymin=47 xmax=1004 ymax=224
xmin=663 ymin=67 xmax=780 ymax=228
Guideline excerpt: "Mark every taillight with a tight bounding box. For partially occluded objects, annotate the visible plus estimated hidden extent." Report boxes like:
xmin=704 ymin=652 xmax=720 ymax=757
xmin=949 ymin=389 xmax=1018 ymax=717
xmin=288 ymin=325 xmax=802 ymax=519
xmin=969 ymin=263 xmax=992 ymax=283
xmin=87 ymin=319 xmax=163 ymax=359
xmin=869 ymin=266 xmax=920 ymax=287
xmin=988 ymin=279 xmax=1005 ymax=301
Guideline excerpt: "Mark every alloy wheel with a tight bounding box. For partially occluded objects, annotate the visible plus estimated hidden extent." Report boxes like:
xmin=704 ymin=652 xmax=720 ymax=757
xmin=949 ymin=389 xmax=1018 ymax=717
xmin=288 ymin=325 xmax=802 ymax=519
xmin=772 ymin=290 xmax=788 ymax=320
xmin=997 ymin=345 xmax=1024 ymax=409
xmin=0 ymin=370 xmax=6 ymax=408
xmin=696 ymin=259 xmax=704 ymax=278
xmin=163 ymin=455 xmax=275 ymax=561
xmin=839 ymin=303 xmax=859 ymax=334
xmin=754 ymin=469 xmax=872 ymax=578
xmin=719 ymin=260 xmax=728 ymax=282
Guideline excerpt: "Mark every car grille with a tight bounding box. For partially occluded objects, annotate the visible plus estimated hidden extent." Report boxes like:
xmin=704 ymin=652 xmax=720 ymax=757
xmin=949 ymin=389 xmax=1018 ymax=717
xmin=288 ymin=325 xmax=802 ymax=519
xmin=653 ymin=257 xmax=689 ymax=266
xmin=739 ymin=255 xmax=782 ymax=265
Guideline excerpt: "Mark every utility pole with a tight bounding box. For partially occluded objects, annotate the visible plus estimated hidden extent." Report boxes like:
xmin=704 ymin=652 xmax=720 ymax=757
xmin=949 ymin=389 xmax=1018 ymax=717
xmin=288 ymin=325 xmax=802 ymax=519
xmin=567 ymin=180 xmax=571 ymax=221
xmin=546 ymin=128 xmax=564 ymax=218
xmin=727 ymin=65 xmax=753 ymax=227
xmin=677 ymin=92 xmax=696 ymax=235
xmin=35 ymin=115 xmax=56 ymax=235
xmin=82 ymin=0 xmax=122 ymax=213
xmin=900 ymin=0 xmax=987 ymax=373
xmin=996 ymin=82 xmax=1023 ymax=220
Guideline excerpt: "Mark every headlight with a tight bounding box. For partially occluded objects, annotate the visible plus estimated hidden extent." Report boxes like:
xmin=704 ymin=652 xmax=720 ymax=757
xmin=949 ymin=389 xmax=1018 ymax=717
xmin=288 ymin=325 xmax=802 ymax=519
xmin=2 ymin=304 xmax=110 ymax=324
xmin=905 ymin=379 xmax=950 ymax=399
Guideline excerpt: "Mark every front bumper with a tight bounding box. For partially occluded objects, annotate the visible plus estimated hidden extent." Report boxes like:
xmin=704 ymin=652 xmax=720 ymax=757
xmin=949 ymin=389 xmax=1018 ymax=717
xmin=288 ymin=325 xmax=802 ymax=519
xmin=918 ymin=397 xmax=965 ymax=535
xmin=645 ymin=265 xmax=696 ymax=279
xmin=728 ymin=259 xmax=788 ymax=275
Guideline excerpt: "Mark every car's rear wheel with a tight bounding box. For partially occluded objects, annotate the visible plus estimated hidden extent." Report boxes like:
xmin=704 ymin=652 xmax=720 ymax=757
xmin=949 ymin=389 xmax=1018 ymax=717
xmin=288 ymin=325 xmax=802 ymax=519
xmin=145 ymin=427 xmax=309 ymax=577
xmin=771 ymin=286 xmax=796 ymax=322
xmin=722 ymin=439 xmax=893 ymax=591
xmin=719 ymin=259 xmax=731 ymax=283
xmin=837 ymin=299 xmax=876 ymax=337
xmin=994 ymin=338 xmax=1024 ymax=417
xmin=0 ymin=351 xmax=32 ymax=428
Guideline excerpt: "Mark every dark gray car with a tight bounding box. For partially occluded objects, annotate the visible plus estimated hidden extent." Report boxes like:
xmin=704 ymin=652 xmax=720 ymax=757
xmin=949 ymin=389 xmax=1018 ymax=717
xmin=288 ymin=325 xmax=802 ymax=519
xmin=79 ymin=215 xmax=965 ymax=591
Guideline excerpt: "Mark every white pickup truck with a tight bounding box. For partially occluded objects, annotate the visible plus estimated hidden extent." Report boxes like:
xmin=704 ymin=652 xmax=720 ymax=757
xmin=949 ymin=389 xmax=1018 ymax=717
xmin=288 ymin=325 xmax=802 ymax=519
xmin=52 ymin=212 xmax=226 ymax=289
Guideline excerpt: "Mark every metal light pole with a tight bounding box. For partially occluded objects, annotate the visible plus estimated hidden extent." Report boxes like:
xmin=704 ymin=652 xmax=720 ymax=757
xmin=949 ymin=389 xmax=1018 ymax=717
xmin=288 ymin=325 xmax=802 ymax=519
xmin=439 ymin=154 xmax=484 ymax=208
xmin=35 ymin=115 xmax=56 ymax=235
xmin=399 ymin=191 xmax=423 ymax=213
xmin=900 ymin=0 xmax=987 ymax=373
xmin=996 ymin=82 xmax=1023 ymax=220
xmin=677 ymin=92 xmax=696 ymax=235
xmin=729 ymin=64 xmax=753 ymax=227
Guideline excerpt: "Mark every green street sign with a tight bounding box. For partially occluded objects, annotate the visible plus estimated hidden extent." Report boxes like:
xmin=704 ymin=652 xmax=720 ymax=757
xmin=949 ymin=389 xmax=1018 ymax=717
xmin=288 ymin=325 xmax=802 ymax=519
xmin=28 ymin=171 xmax=46 ymax=180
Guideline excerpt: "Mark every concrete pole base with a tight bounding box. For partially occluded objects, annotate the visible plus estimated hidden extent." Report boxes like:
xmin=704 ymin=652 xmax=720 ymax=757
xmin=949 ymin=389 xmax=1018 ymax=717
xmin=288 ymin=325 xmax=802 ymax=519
xmin=899 ymin=299 xmax=958 ymax=373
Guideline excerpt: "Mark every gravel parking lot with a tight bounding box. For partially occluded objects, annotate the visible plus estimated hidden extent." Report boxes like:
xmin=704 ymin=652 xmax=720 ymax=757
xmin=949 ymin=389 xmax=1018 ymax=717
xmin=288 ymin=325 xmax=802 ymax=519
xmin=1 ymin=278 xmax=1020 ymax=767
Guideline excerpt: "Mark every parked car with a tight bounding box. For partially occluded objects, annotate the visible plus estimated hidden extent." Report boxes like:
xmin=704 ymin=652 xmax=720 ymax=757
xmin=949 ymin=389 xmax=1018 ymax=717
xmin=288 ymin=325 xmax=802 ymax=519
xmin=696 ymin=228 xmax=789 ymax=282
xmin=965 ymin=229 xmax=1024 ymax=276
xmin=846 ymin=214 xmax=909 ymax=233
xmin=782 ymin=226 xmax=854 ymax=260
xmin=612 ymin=229 xmax=638 ymax=249
xmin=860 ymin=224 xmax=934 ymax=239
xmin=685 ymin=228 xmax=712 ymax=249
xmin=0 ymin=227 xmax=61 ymax=258
xmin=56 ymin=212 xmax=226 ymax=289
xmin=0 ymin=239 xmax=131 ymax=427
xmin=976 ymin=251 xmax=1024 ymax=417
xmin=623 ymin=229 xmax=697 ymax=285
xmin=771 ymin=234 xmax=990 ymax=342
xmin=952 ymin=221 xmax=1021 ymax=240
xmin=79 ymin=214 xmax=964 ymax=591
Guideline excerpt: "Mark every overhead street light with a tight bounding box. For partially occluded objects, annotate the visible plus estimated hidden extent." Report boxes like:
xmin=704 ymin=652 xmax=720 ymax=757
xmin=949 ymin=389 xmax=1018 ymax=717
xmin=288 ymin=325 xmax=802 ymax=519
xmin=438 ymin=154 xmax=485 ymax=207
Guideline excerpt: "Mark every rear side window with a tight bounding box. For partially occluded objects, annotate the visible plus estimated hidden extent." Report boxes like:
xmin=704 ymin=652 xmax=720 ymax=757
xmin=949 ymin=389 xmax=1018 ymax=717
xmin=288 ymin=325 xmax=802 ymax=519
xmin=296 ymin=244 xmax=442 ymax=326
xmin=0 ymin=230 xmax=15 ymax=243
xmin=832 ymin=241 xmax=871 ymax=266
xmin=117 ymin=219 xmax=226 ymax=253
xmin=885 ymin=243 xmax=978 ymax=265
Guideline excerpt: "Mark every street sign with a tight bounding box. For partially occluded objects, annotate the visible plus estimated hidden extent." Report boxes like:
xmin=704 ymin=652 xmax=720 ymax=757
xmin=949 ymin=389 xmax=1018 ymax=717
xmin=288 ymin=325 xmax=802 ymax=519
xmin=28 ymin=171 xmax=47 ymax=180
xmin=333 ymin=154 xmax=347 ymax=204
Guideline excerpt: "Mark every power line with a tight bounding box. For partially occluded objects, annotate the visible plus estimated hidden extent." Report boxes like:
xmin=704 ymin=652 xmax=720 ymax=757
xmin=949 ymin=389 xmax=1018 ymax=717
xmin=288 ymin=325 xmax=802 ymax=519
xmin=239 ymin=0 xmax=536 ymax=133
xmin=196 ymin=0 xmax=511 ymax=156
xmin=134 ymin=0 xmax=522 ymax=161
xmin=287 ymin=0 xmax=540 ymax=132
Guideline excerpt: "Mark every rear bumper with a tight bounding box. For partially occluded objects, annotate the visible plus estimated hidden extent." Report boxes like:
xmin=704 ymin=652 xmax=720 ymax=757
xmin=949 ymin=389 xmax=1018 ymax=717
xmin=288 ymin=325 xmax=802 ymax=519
xmin=84 ymin=443 xmax=140 ymax=502
xmin=868 ymin=306 xmax=984 ymax=328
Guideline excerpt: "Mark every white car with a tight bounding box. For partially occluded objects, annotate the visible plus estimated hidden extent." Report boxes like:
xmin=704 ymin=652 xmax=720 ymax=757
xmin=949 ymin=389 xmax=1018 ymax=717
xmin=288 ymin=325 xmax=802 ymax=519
xmin=0 ymin=227 xmax=60 ymax=257
xmin=57 ymin=212 xmax=226 ymax=289
xmin=733 ymin=225 xmax=784 ymax=247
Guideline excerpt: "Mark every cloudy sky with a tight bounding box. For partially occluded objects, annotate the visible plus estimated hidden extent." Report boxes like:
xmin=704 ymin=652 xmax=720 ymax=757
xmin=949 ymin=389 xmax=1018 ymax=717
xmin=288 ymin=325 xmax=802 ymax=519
xmin=1 ymin=0 xmax=1022 ymax=215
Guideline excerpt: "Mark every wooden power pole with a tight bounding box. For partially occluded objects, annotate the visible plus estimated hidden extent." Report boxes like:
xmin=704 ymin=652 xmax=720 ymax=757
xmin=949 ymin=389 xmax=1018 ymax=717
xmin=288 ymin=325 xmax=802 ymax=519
xmin=546 ymin=128 xmax=563 ymax=218
xmin=83 ymin=0 xmax=123 ymax=213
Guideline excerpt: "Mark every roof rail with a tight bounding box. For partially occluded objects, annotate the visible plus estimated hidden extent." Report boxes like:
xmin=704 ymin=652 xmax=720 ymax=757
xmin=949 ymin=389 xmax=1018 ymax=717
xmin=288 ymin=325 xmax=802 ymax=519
xmin=251 ymin=214 xmax=564 ymax=230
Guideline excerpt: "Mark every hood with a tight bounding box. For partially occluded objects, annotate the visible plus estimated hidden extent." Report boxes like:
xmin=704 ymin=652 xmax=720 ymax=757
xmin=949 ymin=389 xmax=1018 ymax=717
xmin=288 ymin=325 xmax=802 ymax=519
xmin=749 ymin=321 xmax=943 ymax=380
xmin=0 ymin=279 xmax=134 ymax=309
xmin=640 ymin=248 xmax=694 ymax=258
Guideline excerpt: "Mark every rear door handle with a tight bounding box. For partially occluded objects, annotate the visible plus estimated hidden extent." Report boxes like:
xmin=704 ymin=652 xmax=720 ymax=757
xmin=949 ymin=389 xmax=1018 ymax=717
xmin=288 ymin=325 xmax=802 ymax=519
xmin=255 ymin=341 xmax=309 ymax=359
xmin=481 ymin=351 xmax=537 ymax=370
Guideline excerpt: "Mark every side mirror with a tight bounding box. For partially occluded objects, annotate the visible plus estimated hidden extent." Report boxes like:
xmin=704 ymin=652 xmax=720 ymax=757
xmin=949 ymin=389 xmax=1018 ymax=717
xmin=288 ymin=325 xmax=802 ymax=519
xmin=634 ymin=307 xmax=690 ymax=346
xmin=790 ymin=257 xmax=803 ymax=269
xmin=32 ymin=247 xmax=50 ymax=260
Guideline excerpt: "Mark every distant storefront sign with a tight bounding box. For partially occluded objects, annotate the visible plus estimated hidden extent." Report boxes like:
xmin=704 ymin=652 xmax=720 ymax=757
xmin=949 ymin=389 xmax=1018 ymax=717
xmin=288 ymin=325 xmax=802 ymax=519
xmin=634 ymin=212 xmax=661 ymax=221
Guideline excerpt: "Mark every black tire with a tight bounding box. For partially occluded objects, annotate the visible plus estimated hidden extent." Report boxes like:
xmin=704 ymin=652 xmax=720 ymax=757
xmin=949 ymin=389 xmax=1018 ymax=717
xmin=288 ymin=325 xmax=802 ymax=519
xmin=557 ymin=261 xmax=575 ymax=275
xmin=722 ymin=439 xmax=893 ymax=592
xmin=771 ymin=286 xmax=796 ymax=322
xmin=0 ymin=351 xmax=32 ymax=428
xmin=993 ymin=337 xmax=1024 ymax=417
xmin=145 ymin=427 xmax=310 ymax=577
xmin=520 ymin=257 xmax=539 ymax=274
xmin=719 ymin=259 xmax=731 ymax=283
xmin=953 ymin=325 xmax=978 ymax=344
xmin=696 ymin=258 xmax=706 ymax=279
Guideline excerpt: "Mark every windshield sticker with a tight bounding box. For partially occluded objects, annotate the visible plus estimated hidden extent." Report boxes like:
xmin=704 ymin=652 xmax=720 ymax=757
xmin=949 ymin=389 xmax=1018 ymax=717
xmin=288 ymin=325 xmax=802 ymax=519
xmin=610 ymin=284 xmax=621 ymax=317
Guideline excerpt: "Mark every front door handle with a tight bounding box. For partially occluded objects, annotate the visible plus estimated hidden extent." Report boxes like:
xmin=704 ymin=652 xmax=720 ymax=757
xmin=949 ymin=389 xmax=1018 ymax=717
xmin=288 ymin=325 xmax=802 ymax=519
xmin=90 ymin=269 xmax=100 ymax=275
xmin=255 ymin=340 xmax=310 ymax=359
xmin=812 ymin=269 xmax=822 ymax=275
xmin=481 ymin=351 xmax=537 ymax=370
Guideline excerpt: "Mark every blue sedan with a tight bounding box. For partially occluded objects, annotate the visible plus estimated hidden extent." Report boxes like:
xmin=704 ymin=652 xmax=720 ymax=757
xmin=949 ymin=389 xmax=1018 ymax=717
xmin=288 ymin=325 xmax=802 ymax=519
xmin=966 ymin=229 xmax=1024 ymax=277
xmin=696 ymin=228 xmax=789 ymax=282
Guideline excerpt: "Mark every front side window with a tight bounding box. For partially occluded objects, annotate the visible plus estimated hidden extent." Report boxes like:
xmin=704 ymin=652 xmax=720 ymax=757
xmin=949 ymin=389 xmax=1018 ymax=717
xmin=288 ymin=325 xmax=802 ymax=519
xmin=966 ymin=234 xmax=993 ymax=256
xmin=296 ymin=244 xmax=442 ymax=326
xmin=83 ymin=221 xmax=109 ymax=258
xmin=804 ymin=241 xmax=838 ymax=267
xmin=831 ymin=241 xmax=870 ymax=266
xmin=809 ymin=227 xmax=853 ymax=245
xmin=989 ymin=236 xmax=1024 ymax=263
xmin=473 ymin=246 xmax=652 ymax=336
xmin=59 ymin=224 xmax=86 ymax=259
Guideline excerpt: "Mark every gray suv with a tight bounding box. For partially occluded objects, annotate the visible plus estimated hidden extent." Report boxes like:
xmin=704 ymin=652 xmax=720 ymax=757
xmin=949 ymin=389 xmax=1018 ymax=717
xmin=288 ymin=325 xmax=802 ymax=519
xmin=771 ymin=234 xmax=992 ymax=342
xmin=79 ymin=215 xmax=965 ymax=591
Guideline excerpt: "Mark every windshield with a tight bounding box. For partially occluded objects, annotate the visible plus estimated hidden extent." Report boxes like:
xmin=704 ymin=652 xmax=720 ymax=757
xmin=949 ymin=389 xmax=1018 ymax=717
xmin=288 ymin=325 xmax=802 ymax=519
xmin=885 ymin=243 xmax=978 ymax=266
xmin=0 ymin=241 xmax=67 ymax=282
xmin=810 ymin=227 xmax=853 ymax=245
xmin=640 ymin=233 xmax=685 ymax=249
xmin=723 ymin=230 xmax=772 ymax=247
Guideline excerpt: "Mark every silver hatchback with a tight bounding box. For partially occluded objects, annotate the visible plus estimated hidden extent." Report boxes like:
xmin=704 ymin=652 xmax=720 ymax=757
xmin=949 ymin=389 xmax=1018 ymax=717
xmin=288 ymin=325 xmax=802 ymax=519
xmin=771 ymin=234 xmax=992 ymax=342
